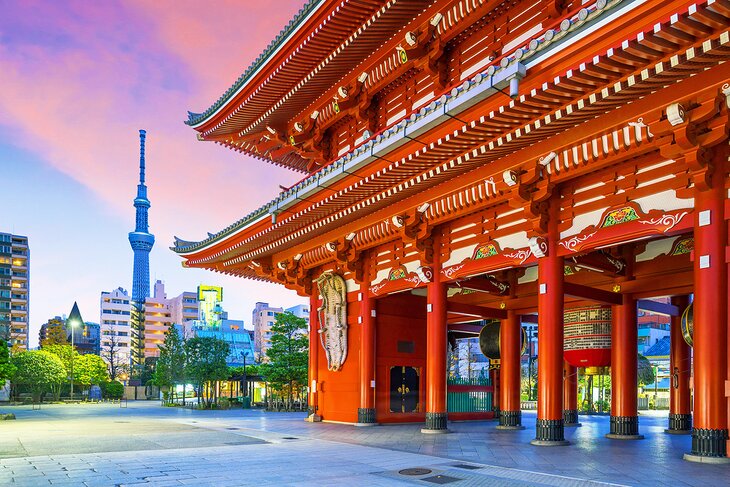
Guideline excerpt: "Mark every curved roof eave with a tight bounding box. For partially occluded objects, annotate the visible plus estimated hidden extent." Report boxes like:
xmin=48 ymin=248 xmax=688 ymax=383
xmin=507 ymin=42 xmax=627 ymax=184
xmin=185 ymin=0 xmax=325 ymax=129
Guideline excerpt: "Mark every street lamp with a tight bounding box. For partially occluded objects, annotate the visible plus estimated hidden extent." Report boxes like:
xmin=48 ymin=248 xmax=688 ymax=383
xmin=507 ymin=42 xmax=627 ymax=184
xmin=69 ymin=319 xmax=79 ymax=401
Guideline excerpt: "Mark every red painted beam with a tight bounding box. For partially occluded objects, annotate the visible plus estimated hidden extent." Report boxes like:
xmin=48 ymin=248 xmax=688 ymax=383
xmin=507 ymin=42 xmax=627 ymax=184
xmin=447 ymin=302 xmax=507 ymax=319
xmin=636 ymin=299 xmax=679 ymax=317
xmin=563 ymin=282 xmax=623 ymax=306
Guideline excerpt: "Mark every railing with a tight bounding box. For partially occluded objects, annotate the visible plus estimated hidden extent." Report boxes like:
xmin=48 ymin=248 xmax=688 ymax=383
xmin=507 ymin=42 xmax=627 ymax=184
xmin=521 ymin=400 xmax=537 ymax=410
xmin=447 ymin=377 xmax=494 ymax=420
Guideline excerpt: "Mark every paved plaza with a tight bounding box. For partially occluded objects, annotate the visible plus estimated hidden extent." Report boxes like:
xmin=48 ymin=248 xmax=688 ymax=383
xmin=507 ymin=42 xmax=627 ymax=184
xmin=0 ymin=403 xmax=727 ymax=486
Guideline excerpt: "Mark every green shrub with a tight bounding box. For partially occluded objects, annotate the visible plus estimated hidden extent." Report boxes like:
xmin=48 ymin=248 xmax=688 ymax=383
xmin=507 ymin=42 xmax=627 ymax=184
xmin=104 ymin=380 xmax=125 ymax=399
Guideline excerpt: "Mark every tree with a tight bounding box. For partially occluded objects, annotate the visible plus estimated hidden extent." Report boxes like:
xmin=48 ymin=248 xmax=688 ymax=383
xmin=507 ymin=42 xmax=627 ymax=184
xmin=100 ymin=324 xmax=129 ymax=382
xmin=41 ymin=317 xmax=69 ymax=347
xmin=0 ymin=341 xmax=15 ymax=382
xmin=154 ymin=325 xmax=187 ymax=404
xmin=637 ymin=354 xmax=655 ymax=386
xmin=11 ymin=350 xmax=66 ymax=402
xmin=74 ymin=354 xmax=109 ymax=389
xmin=42 ymin=344 xmax=79 ymax=400
xmin=261 ymin=312 xmax=308 ymax=410
xmin=185 ymin=336 xmax=229 ymax=408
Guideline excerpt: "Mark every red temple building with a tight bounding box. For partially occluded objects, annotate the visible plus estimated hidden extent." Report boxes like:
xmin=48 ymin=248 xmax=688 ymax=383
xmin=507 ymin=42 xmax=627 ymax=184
xmin=174 ymin=0 xmax=730 ymax=461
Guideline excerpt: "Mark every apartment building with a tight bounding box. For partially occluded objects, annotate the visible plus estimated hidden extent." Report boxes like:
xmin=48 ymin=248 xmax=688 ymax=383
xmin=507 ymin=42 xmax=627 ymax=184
xmin=0 ymin=233 xmax=29 ymax=349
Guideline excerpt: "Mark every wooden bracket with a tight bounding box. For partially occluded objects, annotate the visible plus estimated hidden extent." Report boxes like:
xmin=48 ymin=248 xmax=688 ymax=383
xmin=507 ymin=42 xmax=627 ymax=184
xmin=326 ymin=236 xmax=364 ymax=283
xmin=396 ymin=207 xmax=434 ymax=264
xmin=654 ymin=92 xmax=729 ymax=192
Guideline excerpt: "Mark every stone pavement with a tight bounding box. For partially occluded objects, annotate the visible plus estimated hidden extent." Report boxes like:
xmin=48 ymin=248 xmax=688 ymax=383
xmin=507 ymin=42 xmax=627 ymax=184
xmin=0 ymin=403 xmax=727 ymax=486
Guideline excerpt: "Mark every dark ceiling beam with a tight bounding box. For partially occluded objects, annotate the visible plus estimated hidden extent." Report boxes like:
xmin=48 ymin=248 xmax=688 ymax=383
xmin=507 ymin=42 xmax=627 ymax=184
xmin=447 ymin=302 xmax=507 ymax=320
xmin=637 ymin=299 xmax=680 ymax=317
xmin=569 ymin=251 xmax=626 ymax=276
xmin=452 ymin=276 xmax=509 ymax=295
xmin=563 ymin=282 xmax=623 ymax=306
xmin=447 ymin=323 xmax=483 ymax=334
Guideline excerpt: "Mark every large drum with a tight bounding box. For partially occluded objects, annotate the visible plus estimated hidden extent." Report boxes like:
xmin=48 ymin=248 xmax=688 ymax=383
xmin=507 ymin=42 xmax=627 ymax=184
xmin=564 ymin=305 xmax=612 ymax=367
xmin=478 ymin=320 xmax=527 ymax=360
xmin=681 ymin=301 xmax=693 ymax=347
xmin=479 ymin=320 xmax=527 ymax=360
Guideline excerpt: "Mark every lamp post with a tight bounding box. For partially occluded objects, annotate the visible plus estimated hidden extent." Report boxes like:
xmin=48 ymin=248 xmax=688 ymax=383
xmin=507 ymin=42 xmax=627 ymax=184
xmin=69 ymin=319 xmax=78 ymax=401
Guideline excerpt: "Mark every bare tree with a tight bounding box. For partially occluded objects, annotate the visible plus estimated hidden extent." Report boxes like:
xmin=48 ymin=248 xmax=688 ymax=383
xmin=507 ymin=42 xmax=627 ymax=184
xmin=101 ymin=325 xmax=129 ymax=382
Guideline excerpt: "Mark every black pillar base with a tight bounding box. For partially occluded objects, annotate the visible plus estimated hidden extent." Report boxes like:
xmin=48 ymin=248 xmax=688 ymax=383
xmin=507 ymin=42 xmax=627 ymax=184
xmin=421 ymin=412 xmax=448 ymax=434
xmin=684 ymin=428 xmax=730 ymax=462
xmin=563 ymin=409 xmax=581 ymax=426
xmin=665 ymin=413 xmax=692 ymax=434
xmin=496 ymin=410 xmax=524 ymax=430
xmin=531 ymin=419 xmax=569 ymax=446
xmin=356 ymin=408 xmax=376 ymax=425
xmin=606 ymin=415 xmax=643 ymax=440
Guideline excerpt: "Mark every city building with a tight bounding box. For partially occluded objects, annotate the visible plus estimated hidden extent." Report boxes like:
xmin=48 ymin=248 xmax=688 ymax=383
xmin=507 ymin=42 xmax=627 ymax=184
xmin=197 ymin=285 xmax=225 ymax=325
xmin=251 ymin=302 xmax=282 ymax=360
xmin=0 ymin=232 xmax=29 ymax=349
xmin=285 ymin=304 xmax=310 ymax=326
xmin=168 ymin=289 xmax=199 ymax=327
xmin=173 ymin=0 xmax=730 ymax=461
xmin=101 ymin=282 xmax=197 ymax=360
xmin=128 ymin=130 xmax=154 ymax=367
xmin=182 ymin=285 xmax=254 ymax=366
xmin=39 ymin=316 xmax=67 ymax=346
xmin=63 ymin=302 xmax=100 ymax=355
xmin=100 ymin=287 xmax=132 ymax=368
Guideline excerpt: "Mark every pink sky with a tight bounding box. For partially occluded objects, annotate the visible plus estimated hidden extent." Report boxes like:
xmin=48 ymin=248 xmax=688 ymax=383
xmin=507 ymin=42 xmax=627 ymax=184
xmin=1 ymin=0 xmax=310 ymax=346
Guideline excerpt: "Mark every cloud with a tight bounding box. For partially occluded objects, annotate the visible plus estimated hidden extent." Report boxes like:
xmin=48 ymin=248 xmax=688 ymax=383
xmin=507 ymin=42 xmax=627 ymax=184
xmin=0 ymin=0 xmax=306 ymax=245
xmin=0 ymin=1 xmax=312 ymax=344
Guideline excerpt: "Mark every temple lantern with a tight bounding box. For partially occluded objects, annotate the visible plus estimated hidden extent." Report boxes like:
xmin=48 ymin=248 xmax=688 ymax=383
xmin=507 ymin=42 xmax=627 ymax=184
xmin=563 ymin=305 xmax=612 ymax=368
xmin=680 ymin=301 xmax=693 ymax=347
xmin=478 ymin=320 xmax=527 ymax=366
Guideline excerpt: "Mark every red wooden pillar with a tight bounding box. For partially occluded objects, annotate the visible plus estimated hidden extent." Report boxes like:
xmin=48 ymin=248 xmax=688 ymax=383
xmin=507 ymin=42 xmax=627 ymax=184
xmin=532 ymin=197 xmax=568 ymax=445
xmin=666 ymin=295 xmax=691 ymax=434
xmin=685 ymin=154 xmax=729 ymax=462
xmin=490 ymin=368 xmax=500 ymax=413
xmin=498 ymin=310 xmax=523 ymax=429
xmin=607 ymin=293 xmax=642 ymax=439
xmin=308 ymin=293 xmax=320 ymax=418
xmin=423 ymin=234 xmax=448 ymax=433
xmin=357 ymin=282 xmax=376 ymax=425
xmin=563 ymin=362 xmax=580 ymax=426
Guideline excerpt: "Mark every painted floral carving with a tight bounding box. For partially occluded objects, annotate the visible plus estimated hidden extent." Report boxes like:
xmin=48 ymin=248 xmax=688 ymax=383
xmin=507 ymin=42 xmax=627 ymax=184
xmin=388 ymin=266 xmax=407 ymax=280
xmin=559 ymin=232 xmax=597 ymax=253
xmin=503 ymin=249 xmax=531 ymax=264
xmin=315 ymin=272 xmax=348 ymax=372
xmin=639 ymin=211 xmax=689 ymax=232
xmin=671 ymin=236 xmax=694 ymax=256
xmin=473 ymin=243 xmax=498 ymax=260
xmin=601 ymin=206 xmax=639 ymax=228
xmin=443 ymin=264 xmax=465 ymax=279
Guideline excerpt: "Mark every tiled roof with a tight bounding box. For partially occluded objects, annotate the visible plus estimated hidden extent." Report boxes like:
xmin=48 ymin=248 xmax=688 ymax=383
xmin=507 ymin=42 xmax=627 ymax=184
xmin=644 ymin=336 xmax=670 ymax=358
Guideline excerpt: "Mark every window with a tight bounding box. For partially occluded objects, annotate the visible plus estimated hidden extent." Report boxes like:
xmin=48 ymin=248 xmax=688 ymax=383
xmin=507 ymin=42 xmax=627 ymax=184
xmin=267 ymin=311 xmax=273 ymax=316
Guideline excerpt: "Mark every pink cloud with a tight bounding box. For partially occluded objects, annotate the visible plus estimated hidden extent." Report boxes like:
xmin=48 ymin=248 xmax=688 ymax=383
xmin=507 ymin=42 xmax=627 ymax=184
xmin=0 ymin=0 xmax=307 ymax=243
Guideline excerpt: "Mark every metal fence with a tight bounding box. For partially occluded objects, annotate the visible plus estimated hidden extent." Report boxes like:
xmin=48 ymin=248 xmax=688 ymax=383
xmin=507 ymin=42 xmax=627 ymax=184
xmin=447 ymin=377 xmax=493 ymax=413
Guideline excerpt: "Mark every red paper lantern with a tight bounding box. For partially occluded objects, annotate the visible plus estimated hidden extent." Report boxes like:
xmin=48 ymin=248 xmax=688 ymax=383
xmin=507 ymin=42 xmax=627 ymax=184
xmin=564 ymin=305 xmax=611 ymax=367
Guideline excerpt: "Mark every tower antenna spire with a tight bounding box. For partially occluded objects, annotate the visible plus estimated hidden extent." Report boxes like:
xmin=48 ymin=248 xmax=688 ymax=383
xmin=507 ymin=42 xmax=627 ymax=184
xmin=139 ymin=129 xmax=147 ymax=184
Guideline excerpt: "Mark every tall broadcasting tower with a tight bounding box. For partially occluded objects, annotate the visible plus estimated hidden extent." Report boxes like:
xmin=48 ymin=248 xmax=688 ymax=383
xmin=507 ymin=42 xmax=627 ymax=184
xmin=128 ymin=130 xmax=154 ymax=368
